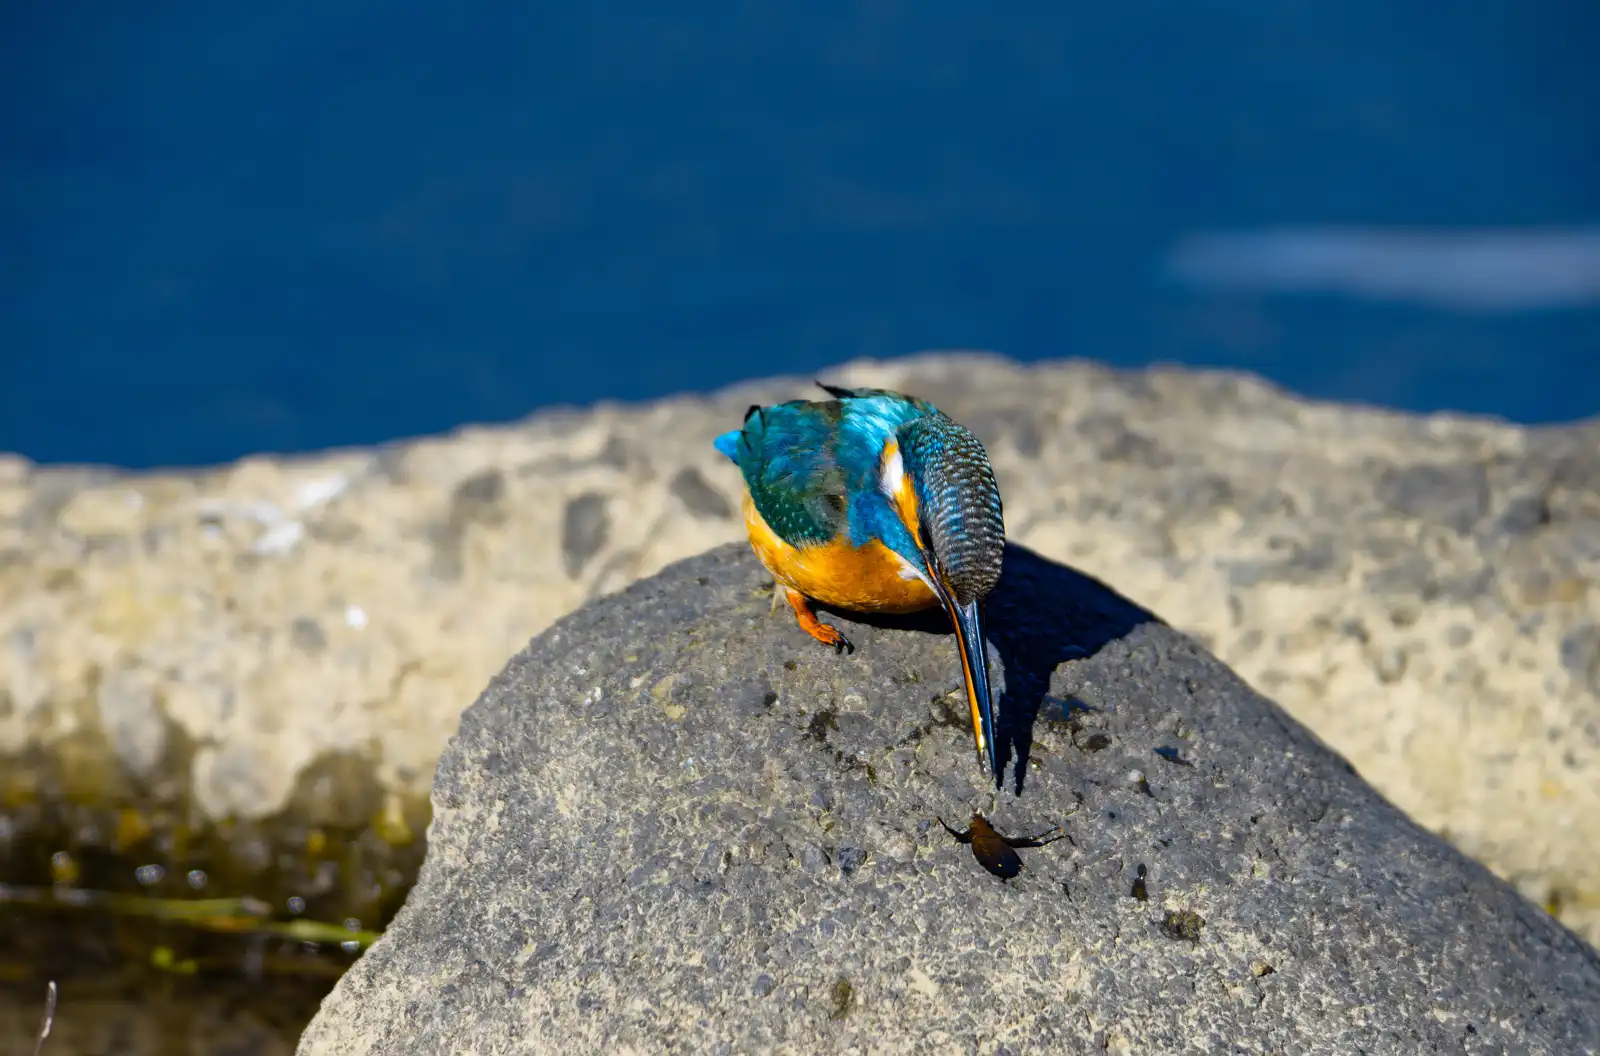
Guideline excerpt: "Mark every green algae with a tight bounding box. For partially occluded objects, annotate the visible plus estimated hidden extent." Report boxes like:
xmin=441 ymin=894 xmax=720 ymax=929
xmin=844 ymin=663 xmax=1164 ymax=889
xmin=0 ymin=748 xmax=432 ymax=1055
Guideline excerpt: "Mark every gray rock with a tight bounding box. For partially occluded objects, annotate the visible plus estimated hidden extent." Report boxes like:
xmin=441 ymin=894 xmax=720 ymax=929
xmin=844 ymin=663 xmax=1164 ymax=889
xmin=297 ymin=544 xmax=1600 ymax=1056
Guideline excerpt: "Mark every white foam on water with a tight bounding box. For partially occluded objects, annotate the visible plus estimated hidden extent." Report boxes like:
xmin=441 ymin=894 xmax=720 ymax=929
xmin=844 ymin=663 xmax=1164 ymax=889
xmin=1164 ymin=226 xmax=1600 ymax=311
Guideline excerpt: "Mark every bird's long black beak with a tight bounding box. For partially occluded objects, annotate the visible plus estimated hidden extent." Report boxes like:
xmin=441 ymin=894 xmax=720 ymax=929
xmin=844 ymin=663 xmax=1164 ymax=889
xmin=940 ymin=589 xmax=999 ymax=784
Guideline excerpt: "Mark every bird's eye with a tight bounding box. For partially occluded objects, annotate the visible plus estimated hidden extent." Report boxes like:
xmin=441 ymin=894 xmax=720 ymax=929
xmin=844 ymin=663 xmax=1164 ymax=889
xmin=825 ymin=494 xmax=846 ymax=513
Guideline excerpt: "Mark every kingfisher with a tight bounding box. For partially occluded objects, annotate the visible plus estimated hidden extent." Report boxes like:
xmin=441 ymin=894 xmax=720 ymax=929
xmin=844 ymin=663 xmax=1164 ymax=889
xmin=713 ymin=383 xmax=1007 ymax=782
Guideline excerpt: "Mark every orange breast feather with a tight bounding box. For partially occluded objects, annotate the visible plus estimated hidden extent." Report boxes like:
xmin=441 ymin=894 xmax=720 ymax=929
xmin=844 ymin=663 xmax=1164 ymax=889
xmin=742 ymin=491 xmax=937 ymax=614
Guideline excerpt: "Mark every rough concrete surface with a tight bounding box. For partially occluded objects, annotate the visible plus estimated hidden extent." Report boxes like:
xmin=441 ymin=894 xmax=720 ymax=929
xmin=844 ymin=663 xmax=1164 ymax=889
xmin=2 ymin=353 xmax=1598 ymax=942
xmin=296 ymin=543 xmax=1600 ymax=1055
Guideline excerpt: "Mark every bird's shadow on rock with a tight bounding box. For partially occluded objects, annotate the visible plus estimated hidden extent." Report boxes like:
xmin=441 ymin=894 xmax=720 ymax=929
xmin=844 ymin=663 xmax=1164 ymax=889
xmin=829 ymin=542 xmax=1161 ymax=796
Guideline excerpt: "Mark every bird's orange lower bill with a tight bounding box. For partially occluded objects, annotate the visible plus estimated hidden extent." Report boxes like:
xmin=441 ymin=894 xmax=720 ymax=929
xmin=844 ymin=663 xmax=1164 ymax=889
xmin=944 ymin=594 xmax=998 ymax=783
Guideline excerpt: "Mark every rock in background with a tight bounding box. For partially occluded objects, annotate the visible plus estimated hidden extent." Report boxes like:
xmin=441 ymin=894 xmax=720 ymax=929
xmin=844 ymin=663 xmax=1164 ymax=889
xmin=2 ymin=353 xmax=1597 ymax=944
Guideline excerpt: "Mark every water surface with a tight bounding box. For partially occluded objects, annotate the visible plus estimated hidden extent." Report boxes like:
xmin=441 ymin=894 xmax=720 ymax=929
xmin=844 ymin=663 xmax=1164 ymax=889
xmin=5 ymin=3 xmax=1597 ymax=463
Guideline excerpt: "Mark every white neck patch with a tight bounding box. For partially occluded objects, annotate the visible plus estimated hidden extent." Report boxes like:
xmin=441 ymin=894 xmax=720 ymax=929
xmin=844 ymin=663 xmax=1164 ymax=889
xmin=879 ymin=444 xmax=936 ymax=586
xmin=879 ymin=444 xmax=906 ymax=501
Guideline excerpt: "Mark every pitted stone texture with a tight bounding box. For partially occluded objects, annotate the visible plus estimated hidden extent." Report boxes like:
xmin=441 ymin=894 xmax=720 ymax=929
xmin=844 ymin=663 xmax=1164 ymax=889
xmin=296 ymin=544 xmax=1600 ymax=1056
xmin=2 ymin=353 xmax=1598 ymax=943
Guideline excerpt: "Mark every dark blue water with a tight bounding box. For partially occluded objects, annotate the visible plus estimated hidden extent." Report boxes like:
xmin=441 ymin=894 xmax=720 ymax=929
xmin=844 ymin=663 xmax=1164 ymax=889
xmin=5 ymin=3 xmax=1598 ymax=469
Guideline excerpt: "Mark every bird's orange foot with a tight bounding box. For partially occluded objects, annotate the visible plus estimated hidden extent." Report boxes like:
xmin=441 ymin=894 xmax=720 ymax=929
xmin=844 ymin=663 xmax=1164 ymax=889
xmin=783 ymin=588 xmax=854 ymax=654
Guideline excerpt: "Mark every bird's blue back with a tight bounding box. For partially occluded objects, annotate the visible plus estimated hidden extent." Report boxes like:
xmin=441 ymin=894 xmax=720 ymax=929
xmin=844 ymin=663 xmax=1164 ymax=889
xmin=713 ymin=389 xmax=938 ymax=560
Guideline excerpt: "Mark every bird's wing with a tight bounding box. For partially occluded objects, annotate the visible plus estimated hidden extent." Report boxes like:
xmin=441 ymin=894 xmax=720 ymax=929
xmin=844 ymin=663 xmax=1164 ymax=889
xmin=815 ymin=381 xmax=937 ymax=414
xmin=733 ymin=400 xmax=849 ymax=548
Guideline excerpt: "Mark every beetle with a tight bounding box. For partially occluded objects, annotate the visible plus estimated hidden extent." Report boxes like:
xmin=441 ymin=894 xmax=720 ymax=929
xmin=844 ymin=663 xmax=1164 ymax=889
xmin=936 ymin=812 xmax=1065 ymax=880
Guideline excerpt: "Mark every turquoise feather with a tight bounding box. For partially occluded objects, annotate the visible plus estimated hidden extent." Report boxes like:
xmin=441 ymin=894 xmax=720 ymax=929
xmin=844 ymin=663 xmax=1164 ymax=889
xmin=713 ymin=387 xmax=940 ymax=571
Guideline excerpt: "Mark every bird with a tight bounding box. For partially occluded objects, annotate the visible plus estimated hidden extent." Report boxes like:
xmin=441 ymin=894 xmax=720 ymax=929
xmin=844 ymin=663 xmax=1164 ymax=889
xmin=713 ymin=382 xmax=1007 ymax=782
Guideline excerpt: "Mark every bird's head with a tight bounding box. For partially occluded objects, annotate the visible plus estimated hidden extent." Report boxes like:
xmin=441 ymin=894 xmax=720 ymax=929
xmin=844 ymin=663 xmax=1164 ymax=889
xmin=879 ymin=412 xmax=1006 ymax=781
